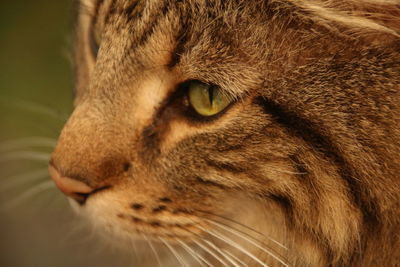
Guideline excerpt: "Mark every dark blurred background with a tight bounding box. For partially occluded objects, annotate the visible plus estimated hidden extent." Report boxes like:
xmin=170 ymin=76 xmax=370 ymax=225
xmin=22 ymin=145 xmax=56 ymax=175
xmin=0 ymin=1 xmax=130 ymax=266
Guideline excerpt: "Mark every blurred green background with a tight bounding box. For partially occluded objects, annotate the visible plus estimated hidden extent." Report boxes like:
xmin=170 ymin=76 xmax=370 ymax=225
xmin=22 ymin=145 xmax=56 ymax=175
xmin=0 ymin=1 xmax=130 ymax=266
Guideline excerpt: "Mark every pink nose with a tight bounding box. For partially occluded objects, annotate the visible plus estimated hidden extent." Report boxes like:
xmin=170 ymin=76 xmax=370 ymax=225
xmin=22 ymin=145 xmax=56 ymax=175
xmin=48 ymin=164 xmax=94 ymax=205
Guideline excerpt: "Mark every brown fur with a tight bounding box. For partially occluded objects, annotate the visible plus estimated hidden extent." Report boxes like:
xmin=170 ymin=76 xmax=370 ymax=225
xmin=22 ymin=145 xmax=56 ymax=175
xmin=51 ymin=0 xmax=400 ymax=266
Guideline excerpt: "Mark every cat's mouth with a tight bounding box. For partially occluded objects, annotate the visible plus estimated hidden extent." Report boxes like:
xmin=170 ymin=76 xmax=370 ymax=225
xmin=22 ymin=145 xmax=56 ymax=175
xmin=49 ymin=164 xmax=211 ymax=242
xmin=69 ymin=185 xmax=209 ymax=243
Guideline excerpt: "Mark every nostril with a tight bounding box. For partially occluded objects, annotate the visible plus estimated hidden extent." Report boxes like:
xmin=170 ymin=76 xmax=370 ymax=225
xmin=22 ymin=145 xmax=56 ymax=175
xmin=48 ymin=164 xmax=94 ymax=205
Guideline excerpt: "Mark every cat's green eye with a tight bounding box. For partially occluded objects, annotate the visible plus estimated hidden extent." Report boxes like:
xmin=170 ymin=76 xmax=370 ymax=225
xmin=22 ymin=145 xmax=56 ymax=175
xmin=188 ymin=81 xmax=232 ymax=117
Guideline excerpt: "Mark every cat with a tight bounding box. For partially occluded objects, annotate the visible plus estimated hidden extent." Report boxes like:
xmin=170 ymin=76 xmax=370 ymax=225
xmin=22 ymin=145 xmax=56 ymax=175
xmin=48 ymin=0 xmax=400 ymax=266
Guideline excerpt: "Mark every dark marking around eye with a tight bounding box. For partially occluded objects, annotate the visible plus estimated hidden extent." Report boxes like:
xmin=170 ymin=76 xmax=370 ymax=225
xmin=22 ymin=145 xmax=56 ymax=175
xmin=131 ymin=203 xmax=144 ymax=210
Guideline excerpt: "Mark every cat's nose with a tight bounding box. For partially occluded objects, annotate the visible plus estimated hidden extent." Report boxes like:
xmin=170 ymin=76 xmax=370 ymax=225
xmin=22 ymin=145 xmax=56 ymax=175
xmin=48 ymin=164 xmax=94 ymax=205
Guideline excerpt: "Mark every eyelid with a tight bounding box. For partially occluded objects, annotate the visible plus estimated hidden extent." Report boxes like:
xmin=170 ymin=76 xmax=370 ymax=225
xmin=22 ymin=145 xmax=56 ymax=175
xmin=185 ymin=80 xmax=239 ymax=102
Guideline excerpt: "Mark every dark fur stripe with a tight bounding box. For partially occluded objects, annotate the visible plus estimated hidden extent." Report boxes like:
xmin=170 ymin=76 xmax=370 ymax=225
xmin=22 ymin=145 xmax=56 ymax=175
xmin=168 ymin=23 xmax=189 ymax=68
xmin=255 ymin=96 xmax=379 ymax=228
xmin=195 ymin=176 xmax=228 ymax=190
xmin=124 ymin=1 xmax=140 ymax=18
xmin=269 ymin=193 xmax=295 ymax=225
xmin=204 ymin=158 xmax=246 ymax=174
xmin=130 ymin=2 xmax=172 ymax=50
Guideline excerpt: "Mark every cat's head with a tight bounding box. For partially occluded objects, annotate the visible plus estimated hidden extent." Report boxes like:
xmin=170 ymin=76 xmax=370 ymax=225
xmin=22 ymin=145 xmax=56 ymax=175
xmin=49 ymin=0 xmax=400 ymax=265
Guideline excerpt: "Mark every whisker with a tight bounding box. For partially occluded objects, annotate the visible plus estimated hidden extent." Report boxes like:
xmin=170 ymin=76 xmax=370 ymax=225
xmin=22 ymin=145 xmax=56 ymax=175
xmin=180 ymin=224 xmax=240 ymax=266
xmin=176 ymin=238 xmax=209 ymax=267
xmin=223 ymin=249 xmax=249 ymax=267
xmin=0 ymin=97 xmax=68 ymax=121
xmin=191 ymin=238 xmax=230 ymax=266
xmin=0 ymin=169 xmax=49 ymax=192
xmin=142 ymin=234 xmax=162 ymax=267
xmin=203 ymin=239 xmax=242 ymax=267
xmin=0 ymin=151 xmax=50 ymax=162
xmin=159 ymin=237 xmax=189 ymax=267
xmin=129 ymin=238 xmax=138 ymax=262
xmin=1 ymin=180 xmax=56 ymax=211
xmin=129 ymin=239 xmax=139 ymax=267
xmin=197 ymin=210 xmax=287 ymax=250
xmin=195 ymin=224 xmax=269 ymax=267
xmin=206 ymin=219 xmax=288 ymax=266
xmin=0 ymin=137 xmax=57 ymax=151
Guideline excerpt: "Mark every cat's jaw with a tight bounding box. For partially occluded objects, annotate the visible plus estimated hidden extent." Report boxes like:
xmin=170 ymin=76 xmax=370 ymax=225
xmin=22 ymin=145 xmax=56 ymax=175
xmin=68 ymin=187 xmax=304 ymax=266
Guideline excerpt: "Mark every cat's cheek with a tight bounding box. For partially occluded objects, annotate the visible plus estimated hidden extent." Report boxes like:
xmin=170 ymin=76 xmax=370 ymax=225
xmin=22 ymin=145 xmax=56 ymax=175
xmin=80 ymin=191 xmax=141 ymax=241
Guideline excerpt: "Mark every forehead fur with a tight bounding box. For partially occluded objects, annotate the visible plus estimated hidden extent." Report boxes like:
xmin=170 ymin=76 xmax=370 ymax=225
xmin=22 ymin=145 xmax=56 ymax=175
xmin=84 ymin=0 xmax=400 ymax=35
xmin=78 ymin=0 xmax=400 ymax=96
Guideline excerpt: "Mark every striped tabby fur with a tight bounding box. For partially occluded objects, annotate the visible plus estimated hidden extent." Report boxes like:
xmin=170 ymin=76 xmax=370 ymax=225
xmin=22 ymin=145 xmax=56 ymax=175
xmin=51 ymin=0 xmax=400 ymax=266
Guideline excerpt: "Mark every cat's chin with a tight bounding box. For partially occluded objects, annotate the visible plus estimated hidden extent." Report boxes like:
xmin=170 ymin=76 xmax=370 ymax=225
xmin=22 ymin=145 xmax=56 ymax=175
xmin=67 ymin=189 xmax=292 ymax=265
xmin=66 ymin=192 xmax=207 ymax=266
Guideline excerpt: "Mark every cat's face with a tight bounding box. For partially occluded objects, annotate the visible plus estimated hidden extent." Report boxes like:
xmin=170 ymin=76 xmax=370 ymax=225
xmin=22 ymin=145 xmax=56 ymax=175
xmin=50 ymin=0 xmax=300 ymax=264
xmin=49 ymin=0 xmax=400 ymax=266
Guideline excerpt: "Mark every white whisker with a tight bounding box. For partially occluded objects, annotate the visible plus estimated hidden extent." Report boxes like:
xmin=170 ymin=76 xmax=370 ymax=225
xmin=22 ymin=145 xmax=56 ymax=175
xmin=191 ymin=238 xmax=230 ymax=266
xmin=207 ymin=219 xmax=288 ymax=266
xmin=160 ymin=237 xmax=189 ymax=267
xmin=223 ymin=249 xmax=249 ymax=266
xmin=0 ymin=169 xmax=49 ymax=192
xmin=177 ymin=238 xmax=211 ymax=267
xmin=142 ymin=234 xmax=162 ymax=267
xmin=1 ymin=180 xmax=55 ymax=210
xmin=203 ymin=239 xmax=242 ymax=267
xmin=129 ymin=238 xmax=138 ymax=261
xmin=0 ymin=97 xmax=68 ymax=121
xmin=0 ymin=137 xmax=57 ymax=151
xmin=195 ymin=225 xmax=269 ymax=267
xmin=197 ymin=210 xmax=287 ymax=250
xmin=0 ymin=151 xmax=50 ymax=162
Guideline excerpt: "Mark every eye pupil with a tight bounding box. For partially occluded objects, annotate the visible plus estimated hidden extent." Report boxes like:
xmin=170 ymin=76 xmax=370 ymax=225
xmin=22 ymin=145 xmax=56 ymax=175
xmin=187 ymin=81 xmax=232 ymax=117
xmin=208 ymin=86 xmax=214 ymax=106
